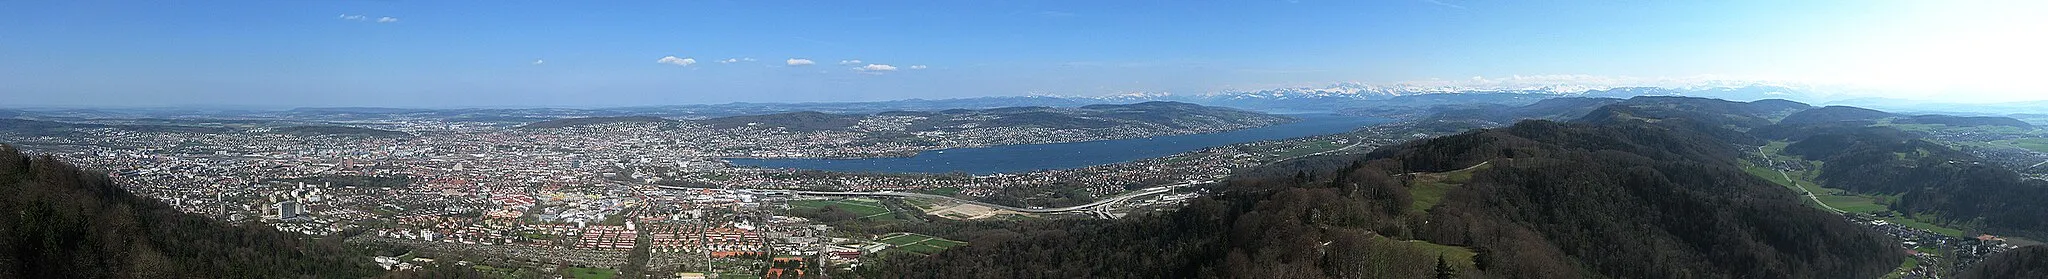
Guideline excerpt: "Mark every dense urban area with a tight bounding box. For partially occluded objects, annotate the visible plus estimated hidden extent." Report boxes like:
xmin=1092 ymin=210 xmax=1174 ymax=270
xmin=0 ymin=103 xmax=1429 ymax=278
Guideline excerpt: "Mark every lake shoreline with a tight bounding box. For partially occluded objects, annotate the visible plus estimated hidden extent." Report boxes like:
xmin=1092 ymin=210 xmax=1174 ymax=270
xmin=726 ymin=114 xmax=1388 ymax=174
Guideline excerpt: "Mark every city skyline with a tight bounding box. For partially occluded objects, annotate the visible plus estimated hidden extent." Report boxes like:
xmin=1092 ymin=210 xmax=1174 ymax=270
xmin=5 ymin=0 xmax=2044 ymax=107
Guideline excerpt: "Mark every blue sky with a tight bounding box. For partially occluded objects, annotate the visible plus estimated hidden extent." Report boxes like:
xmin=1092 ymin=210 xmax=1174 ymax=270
xmin=3 ymin=1 xmax=2043 ymax=107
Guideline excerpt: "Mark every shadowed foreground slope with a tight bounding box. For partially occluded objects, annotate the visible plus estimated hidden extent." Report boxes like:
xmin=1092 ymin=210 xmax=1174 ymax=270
xmin=0 ymin=144 xmax=382 ymax=279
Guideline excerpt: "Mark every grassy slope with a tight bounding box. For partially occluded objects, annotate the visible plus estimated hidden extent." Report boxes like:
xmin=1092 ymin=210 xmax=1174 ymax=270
xmin=1388 ymin=235 xmax=1478 ymax=271
xmin=1406 ymin=161 xmax=1492 ymax=215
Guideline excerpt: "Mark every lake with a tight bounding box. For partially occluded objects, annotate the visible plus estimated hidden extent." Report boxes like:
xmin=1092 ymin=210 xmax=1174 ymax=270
xmin=725 ymin=114 xmax=1390 ymax=174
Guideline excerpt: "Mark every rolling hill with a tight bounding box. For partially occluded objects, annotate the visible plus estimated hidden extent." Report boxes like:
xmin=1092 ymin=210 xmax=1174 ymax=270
xmin=516 ymin=116 xmax=678 ymax=129
xmin=879 ymin=100 xmax=1903 ymax=278
xmin=696 ymin=111 xmax=863 ymax=131
xmin=1778 ymin=106 xmax=1895 ymax=125
xmin=269 ymin=125 xmax=413 ymax=137
xmin=0 ymin=119 xmax=235 ymax=137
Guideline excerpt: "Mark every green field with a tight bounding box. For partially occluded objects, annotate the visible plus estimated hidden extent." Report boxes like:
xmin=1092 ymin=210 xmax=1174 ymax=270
xmin=1817 ymin=194 xmax=1887 ymax=213
xmin=1889 ymin=216 xmax=1966 ymax=237
xmin=567 ymin=267 xmax=617 ymax=279
xmin=790 ymin=199 xmax=892 ymax=218
xmin=877 ymin=233 xmax=968 ymax=255
xmin=1405 ymin=161 xmax=1492 ymax=215
xmin=2009 ymin=138 xmax=2048 ymax=153
xmin=911 ymin=187 xmax=963 ymax=196
xmin=470 ymin=264 xmax=533 ymax=279
xmin=1372 ymin=234 xmax=1478 ymax=271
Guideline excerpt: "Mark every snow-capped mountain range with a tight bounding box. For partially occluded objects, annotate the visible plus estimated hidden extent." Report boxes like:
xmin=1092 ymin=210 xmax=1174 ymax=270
xmin=1076 ymin=81 xmax=1822 ymax=103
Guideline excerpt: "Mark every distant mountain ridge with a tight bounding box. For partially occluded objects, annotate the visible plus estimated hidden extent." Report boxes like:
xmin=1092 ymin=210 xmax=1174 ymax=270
xmin=516 ymin=116 xmax=678 ymax=129
xmin=697 ymin=111 xmax=862 ymax=131
xmin=268 ymin=125 xmax=413 ymax=137
xmin=520 ymin=101 xmax=1295 ymax=133
xmin=0 ymin=118 xmax=235 ymax=137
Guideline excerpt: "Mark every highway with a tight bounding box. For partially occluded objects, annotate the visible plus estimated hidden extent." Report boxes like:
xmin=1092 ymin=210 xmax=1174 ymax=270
xmin=654 ymin=182 xmax=1194 ymax=214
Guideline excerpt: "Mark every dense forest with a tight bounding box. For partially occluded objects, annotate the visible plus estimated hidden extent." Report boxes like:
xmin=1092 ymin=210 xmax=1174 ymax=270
xmin=1960 ymin=245 xmax=2048 ymax=279
xmin=0 ymin=144 xmax=385 ymax=278
xmin=877 ymin=111 xmax=1903 ymax=278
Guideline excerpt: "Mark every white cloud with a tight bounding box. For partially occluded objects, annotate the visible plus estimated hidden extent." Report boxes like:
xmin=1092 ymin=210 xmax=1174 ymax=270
xmin=657 ymin=56 xmax=697 ymax=66
xmin=838 ymin=59 xmax=863 ymax=65
xmin=1422 ymin=0 xmax=1466 ymax=10
xmin=339 ymin=14 xmax=399 ymax=23
xmin=720 ymin=58 xmax=757 ymax=64
xmin=1372 ymin=74 xmax=1775 ymax=94
xmin=860 ymin=64 xmax=898 ymax=71
xmin=533 ymin=59 xmax=545 ymax=65
xmin=908 ymin=65 xmax=928 ymax=70
xmin=786 ymin=58 xmax=816 ymax=66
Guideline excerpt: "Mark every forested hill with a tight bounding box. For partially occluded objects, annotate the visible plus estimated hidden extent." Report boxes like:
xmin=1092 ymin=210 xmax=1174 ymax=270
xmin=1777 ymin=105 xmax=1894 ymax=125
xmin=1768 ymin=125 xmax=2048 ymax=238
xmin=880 ymin=117 xmax=1901 ymax=278
xmin=0 ymin=144 xmax=383 ymax=278
xmin=1962 ymin=245 xmax=2048 ymax=279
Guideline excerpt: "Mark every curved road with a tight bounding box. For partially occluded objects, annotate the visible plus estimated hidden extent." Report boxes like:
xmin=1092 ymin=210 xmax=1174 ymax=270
xmin=655 ymin=182 xmax=1191 ymax=214
xmin=1756 ymin=146 xmax=1844 ymax=214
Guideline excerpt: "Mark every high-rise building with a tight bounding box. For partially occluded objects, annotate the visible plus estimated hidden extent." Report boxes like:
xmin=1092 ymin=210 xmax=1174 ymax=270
xmin=277 ymin=201 xmax=303 ymax=220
